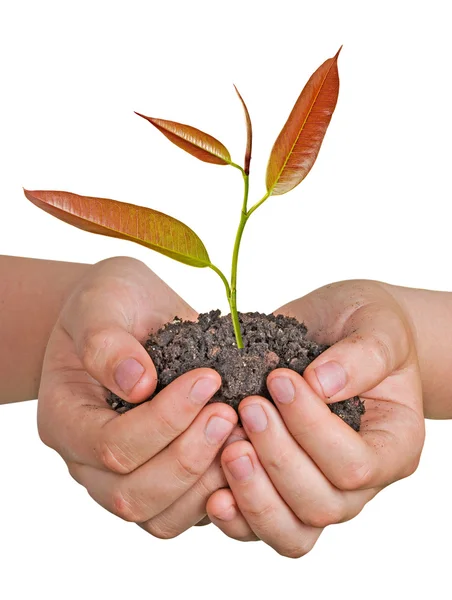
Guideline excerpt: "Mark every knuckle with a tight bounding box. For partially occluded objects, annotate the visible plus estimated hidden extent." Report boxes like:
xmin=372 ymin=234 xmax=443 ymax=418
xmin=193 ymin=475 xmax=213 ymax=498
xmin=337 ymin=460 xmax=373 ymax=490
xmin=194 ymin=465 xmax=227 ymax=499
xmin=97 ymin=438 xmax=134 ymax=474
xmin=266 ymin=449 xmax=292 ymax=473
xmin=80 ymin=327 xmax=113 ymax=371
xmin=110 ymin=486 xmax=144 ymax=523
xmin=244 ymin=503 xmax=275 ymax=528
xmin=302 ymin=503 xmax=345 ymax=529
xmin=145 ymin=515 xmax=182 ymax=540
xmin=173 ymin=453 xmax=204 ymax=486
xmin=155 ymin=411 xmax=185 ymax=443
xmin=279 ymin=539 xmax=314 ymax=559
xmin=291 ymin=418 xmax=323 ymax=444
xmin=367 ymin=333 xmax=393 ymax=374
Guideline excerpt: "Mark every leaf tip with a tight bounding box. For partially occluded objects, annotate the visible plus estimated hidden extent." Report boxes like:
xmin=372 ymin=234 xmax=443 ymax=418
xmin=334 ymin=45 xmax=343 ymax=59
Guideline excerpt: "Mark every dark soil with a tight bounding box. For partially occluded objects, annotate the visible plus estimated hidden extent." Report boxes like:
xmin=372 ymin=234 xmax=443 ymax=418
xmin=108 ymin=310 xmax=364 ymax=431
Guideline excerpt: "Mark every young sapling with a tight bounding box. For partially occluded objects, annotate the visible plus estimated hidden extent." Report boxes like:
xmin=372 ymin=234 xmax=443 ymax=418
xmin=24 ymin=47 xmax=365 ymax=430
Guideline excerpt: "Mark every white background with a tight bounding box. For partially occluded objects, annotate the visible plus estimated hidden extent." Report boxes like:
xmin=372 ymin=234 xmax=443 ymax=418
xmin=1 ymin=0 xmax=451 ymax=598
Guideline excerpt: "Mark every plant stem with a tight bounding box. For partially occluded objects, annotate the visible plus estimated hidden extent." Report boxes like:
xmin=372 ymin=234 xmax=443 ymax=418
xmin=247 ymin=190 xmax=271 ymax=217
xmin=230 ymin=162 xmax=246 ymax=176
xmin=209 ymin=262 xmax=243 ymax=348
xmin=209 ymin=263 xmax=231 ymax=299
xmin=228 ymin=170 xmax=250 ymax=349
xmin=211 ymin=168 xmax=271 ymax=350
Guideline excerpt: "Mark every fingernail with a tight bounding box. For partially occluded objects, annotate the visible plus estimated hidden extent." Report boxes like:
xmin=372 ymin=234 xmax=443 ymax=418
xmin=205 ymin=416 xmax=234 ymax=444
xmin=269 ymin=377 xmax=295 ymax=404
xmin=226 ymin=455 xmax=254 ymax=481
xmin=223 ymin=433 xmax=247 ymax=447
xmin=190 ymin=377 xmax=219 ymax=404
xmin=240 ymin=404 xmax=268 ymax=433
xmin=114 ymin=358 xmax=145 ymax=394
xmin=214 ymin=504 xmax=237 ymax=521
xmin=315 ymin=361 xmax=347 ymax=398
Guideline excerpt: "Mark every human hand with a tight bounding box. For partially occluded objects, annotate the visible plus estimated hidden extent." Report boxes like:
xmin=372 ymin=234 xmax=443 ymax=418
xmin=205 ymin=280 xmax=425 ymax=557
xmin=38 ymin=256 xmax=238 ymax=537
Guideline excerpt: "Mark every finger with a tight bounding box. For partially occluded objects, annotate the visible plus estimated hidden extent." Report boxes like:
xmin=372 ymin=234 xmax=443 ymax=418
xmin=206 ymin=488 xmax=259 ymax=542
xmin=223 ymin=425 xmax=249 ymax=447
xmin=43 ymin=366 xmax=223 ymax=473
xmin=69 ymin=402 xmax=237 ymax=523
xmin=61 ymin=288 xmax=157 ymax=404
xmin=221 ymin=440 xmax=322 ymax=558
xmin=288 ymin=295 xmax=411 ymax=404
xmin=267 ymin=369 xmax=422 ymax=490
xmin=140 ymin=455 xmax=227 ymax=538
xmin=138 ymin=427 xmax=250 ymax=537
xmin=239 ymin=396 xmax=374 ymax=527
xmin=58 ymin=255 xmax=199 ymax=404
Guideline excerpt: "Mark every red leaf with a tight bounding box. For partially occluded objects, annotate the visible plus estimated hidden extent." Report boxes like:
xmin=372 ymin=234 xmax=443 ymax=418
xmin=266 ymin=47 xmax=341 ymax=196
xmin=135 ymin=113 xmax=231 ymax=165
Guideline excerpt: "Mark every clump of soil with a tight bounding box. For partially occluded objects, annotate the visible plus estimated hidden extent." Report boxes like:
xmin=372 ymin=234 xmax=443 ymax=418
xmin=108 ymin=311 xmax=365 ymax=431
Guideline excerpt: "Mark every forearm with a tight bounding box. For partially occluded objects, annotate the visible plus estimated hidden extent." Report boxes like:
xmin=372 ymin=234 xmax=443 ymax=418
xmin=383 ymin=283 xmax=452 ymax=419
xmin=0 ymin=256 xmax=90 ymax=403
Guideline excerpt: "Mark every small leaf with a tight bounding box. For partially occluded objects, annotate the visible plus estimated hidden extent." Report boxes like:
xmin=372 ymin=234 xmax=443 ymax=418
xmin=135 ymin=112 xmax=231 ymax=166
xmin=266 ymin=47 xmax=342 ymax=196
xmin=233 ymin=85 xmax=253 ymax=175
xmin=24 ymin=189 xmax=211 ymax=268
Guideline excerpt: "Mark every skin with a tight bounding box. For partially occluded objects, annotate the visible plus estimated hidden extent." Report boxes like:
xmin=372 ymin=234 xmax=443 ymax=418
xmin=0 ymin=255 xmax=89 ymax=403
xmin=1 ymin=256 xmax=450 ymax=555
xmin=380 ymin=284 xmax=452 ymax=419
xmin=205 ymin=281 xmax=426 ymax=556
xmin=36 ymin=256 xmax=241 ymax=536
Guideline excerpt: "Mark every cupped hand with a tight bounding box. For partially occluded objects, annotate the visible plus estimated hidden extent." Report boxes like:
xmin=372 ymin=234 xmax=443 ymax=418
xmin=205 ymin=280 xmax=425 ymax=557
xmin=38 ymin=256 xmax=238 ymax=538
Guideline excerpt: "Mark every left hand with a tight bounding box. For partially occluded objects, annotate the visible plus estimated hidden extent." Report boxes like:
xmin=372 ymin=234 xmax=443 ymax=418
xmin=205 ymin=280 xmax=425 ymax=557
xmin=37 ymin=256 xmax=238 ymax=538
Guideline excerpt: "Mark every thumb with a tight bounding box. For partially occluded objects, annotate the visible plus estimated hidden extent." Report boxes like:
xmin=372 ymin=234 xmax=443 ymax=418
xmin=302 ymin=302 xmax=412 ymax=402
xmin=60 ymin=291 xmax=157 ymax=404
xmin=74 ymin=325 xmax=157 ymax=403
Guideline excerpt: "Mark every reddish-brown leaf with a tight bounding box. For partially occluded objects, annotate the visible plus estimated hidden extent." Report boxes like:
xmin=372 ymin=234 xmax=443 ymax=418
xmin=266 ymin=47 xmax=341 ymax=196
xmin=24 ymin=189 xmax=211 ymax=268
xmin=135 ymin=113 xmax=231 ymax=165
xmin=233 ymin=85 xmax=253 ymax=175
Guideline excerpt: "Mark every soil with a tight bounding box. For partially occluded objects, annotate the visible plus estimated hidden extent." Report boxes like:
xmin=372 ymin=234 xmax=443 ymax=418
xmin=108 ymin=310 xmax=365 ymax=431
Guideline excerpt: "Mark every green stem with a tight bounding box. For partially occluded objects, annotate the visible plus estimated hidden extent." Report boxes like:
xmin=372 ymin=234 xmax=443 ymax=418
xmin=230 ymin=162 xmax=246 ymax=176
xmin=213 ymin=165 xmax=270 ymax=349
xmin=247 ymin=190 xmax=271 ymax=217
xmin=229 ymin=170 xmax=250 ymax=349
xmin=209 ymin=263 xmax=231 ymax=299
xmin=209 ymin=263 xmax=243 ymax=348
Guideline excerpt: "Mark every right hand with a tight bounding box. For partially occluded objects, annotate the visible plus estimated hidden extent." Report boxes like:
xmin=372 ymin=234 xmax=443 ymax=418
xmin=206 ymin=280 xmax=425 ymax=555
xmin=37 ymin=256 xmax=238 ymax=538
